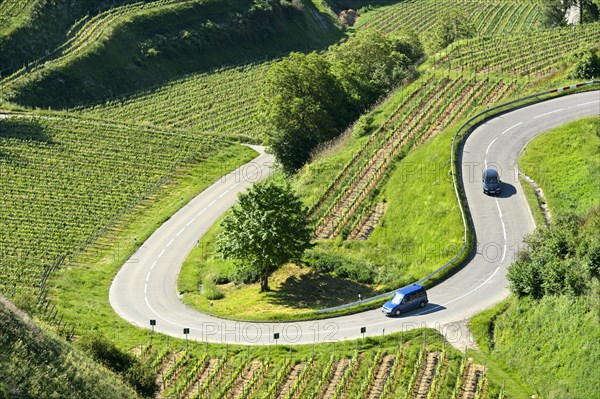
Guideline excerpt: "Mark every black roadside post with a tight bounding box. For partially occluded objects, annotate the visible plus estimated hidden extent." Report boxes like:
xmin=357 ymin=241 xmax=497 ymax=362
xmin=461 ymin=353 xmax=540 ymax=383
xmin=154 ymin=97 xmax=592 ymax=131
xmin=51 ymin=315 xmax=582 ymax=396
xmin=183 ymin=328 xmax=190 ymax=351
xmin=361 ymin=326 xmax=366 ymax=341
xmin=150 ymin=319 xmax=156 ymax=346
xmin=274 ymin=332 xmax=280 ymax=346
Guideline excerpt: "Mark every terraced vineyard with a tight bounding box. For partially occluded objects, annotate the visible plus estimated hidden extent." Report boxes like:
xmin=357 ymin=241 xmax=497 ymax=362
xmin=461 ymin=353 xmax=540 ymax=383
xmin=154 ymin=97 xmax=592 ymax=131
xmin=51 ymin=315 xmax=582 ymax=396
xmin=77 ymin=61 xmax=273 ymax=139
xmin=357 ymin=0 xmax=541 ymax=37
xmin=310 ymin=21 xmax=600 ymax=240
xmin=441 ymin=23 xmax=600 ymax=77
xmin=0 ymin=115 xmax=245 ymax=300
xmin=138 ymin=334 xmax=499 ymax=399
xmin=0 ymin=0 xmax=201 ymax=94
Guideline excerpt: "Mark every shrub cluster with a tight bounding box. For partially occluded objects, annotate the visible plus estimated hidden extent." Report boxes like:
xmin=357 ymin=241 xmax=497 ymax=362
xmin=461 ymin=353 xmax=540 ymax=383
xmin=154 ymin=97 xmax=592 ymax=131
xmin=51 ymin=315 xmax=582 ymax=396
xmin=79 ymin=335 xmax=159 ymax=398
xmin=570 ymin=47 xmax=600 ymax=79
xmin=304 ymin=250 xmax=376 ymax=284
xmin=507 ymin=207 xmax=600 ymax=299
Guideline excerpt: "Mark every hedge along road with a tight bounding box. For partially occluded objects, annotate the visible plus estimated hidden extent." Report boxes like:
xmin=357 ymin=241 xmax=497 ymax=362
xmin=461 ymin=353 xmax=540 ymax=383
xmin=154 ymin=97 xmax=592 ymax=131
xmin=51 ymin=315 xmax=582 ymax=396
xmin=110 ymin=91 xmax=600 ymax=346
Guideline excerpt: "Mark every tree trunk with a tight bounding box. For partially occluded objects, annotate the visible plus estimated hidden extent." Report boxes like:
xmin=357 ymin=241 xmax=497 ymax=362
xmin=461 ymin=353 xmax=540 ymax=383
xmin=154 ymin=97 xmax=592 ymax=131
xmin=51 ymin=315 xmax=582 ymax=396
xmin=260 ymin=275 xmax=270 ymax=292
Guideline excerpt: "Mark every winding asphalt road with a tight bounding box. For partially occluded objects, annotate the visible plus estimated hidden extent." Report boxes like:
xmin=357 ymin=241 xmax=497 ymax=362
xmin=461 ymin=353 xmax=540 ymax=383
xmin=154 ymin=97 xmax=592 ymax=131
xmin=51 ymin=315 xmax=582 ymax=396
xmin=110 ymin=91 xmax=599 ymax=346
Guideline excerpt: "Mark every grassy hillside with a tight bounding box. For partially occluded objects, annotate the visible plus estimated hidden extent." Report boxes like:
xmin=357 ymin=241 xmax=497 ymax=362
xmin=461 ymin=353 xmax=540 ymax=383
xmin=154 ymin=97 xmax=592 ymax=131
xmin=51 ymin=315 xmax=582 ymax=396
xmin=472 ymin=210 xmax=600 ymax=399
xmin=471 ymin=118 xmax=600 ymax=399
xmin=0 ymin=294 xmax=139 ymax=398
xmin=1 ymin=0 xmax=341 ymax=109
xmin=520 ymin=116 xmax=600 ymax=216
xmin=0 ymin=0 xmax=143 ymax=74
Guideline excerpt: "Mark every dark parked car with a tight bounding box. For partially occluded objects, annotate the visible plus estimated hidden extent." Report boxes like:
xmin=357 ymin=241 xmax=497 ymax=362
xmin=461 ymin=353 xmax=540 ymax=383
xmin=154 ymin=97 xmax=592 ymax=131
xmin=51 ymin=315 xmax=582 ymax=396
xmin=382 ymin=284 xmax=428 ymax=316
xmin=482 ymin=168 xmax=501 ymax=195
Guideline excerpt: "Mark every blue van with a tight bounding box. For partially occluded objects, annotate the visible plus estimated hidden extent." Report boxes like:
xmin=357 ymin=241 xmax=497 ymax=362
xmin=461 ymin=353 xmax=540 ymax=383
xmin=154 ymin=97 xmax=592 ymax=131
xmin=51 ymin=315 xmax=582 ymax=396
xmin=382 ymin=284 xmax=428 ymax=316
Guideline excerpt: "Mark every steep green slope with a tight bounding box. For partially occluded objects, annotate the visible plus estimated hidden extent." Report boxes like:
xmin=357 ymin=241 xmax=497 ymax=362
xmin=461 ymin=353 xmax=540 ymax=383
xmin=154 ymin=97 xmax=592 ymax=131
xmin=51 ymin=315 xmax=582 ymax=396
xmin=0 ymin=0 xmax=142 ymax=74
xmin=520 ymin=116 xmax=600 ymax=216
xmin=472 ymin=210 xmax=600 ymax=399
xmin=3 ymin=0 xmax=341 ymax=109
xmin=0 ymin=294 xmax=139 ymax=398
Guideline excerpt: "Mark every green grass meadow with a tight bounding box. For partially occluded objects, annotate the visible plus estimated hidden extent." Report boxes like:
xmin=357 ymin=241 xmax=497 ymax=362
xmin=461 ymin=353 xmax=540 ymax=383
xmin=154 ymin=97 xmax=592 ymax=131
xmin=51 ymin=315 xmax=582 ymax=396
xmin=519 ymin=116 xmax=600 ymax=216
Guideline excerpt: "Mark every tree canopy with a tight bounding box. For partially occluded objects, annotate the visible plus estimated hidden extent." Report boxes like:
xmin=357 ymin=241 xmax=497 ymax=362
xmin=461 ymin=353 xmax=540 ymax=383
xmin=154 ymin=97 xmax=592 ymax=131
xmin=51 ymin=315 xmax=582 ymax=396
xmin=260 ymin=31 xmax=422 ymax=173
xmin=328 ymin=30 xmax=418 ymax=109
xmin=261 ymin=52 xmax=349 ymax=173
xmin=216 ymin=180 xmax=311 ymax=292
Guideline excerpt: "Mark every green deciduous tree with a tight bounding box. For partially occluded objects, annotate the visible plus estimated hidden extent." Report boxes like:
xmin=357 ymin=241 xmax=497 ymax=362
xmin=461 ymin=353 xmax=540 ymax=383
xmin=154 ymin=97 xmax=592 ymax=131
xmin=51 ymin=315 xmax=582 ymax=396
xmin=571 ymin=48 xmax=600 ymax=79
xmin=216 ymin=180 xmax=311 ymax=292
xmin=260 ymin=52 xmax=349 ymax=173
xmin=260 ymin=32 xmax=421 ymax=173
xmin=541 ymin=0 xmax=569 ymax=27
xmin=541 ymin=0 xmax=599 ymax=27
xmin=329 ymin=30 xmax=418 ymax=109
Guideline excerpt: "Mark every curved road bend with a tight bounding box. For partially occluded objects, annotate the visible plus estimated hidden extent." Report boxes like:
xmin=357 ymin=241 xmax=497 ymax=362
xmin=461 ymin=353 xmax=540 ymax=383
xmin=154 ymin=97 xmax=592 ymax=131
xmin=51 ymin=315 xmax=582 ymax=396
xmin=110 ymin=91 xmax=600 ymax=346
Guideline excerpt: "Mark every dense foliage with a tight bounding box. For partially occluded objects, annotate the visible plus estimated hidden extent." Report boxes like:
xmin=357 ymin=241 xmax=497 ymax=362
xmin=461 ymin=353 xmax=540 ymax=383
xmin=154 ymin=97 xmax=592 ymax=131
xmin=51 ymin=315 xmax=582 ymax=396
xmin=541 ymin=0 xmax=600 ymax=27
xmin=0 ymin=295 xmax=139 ymax=398
xmin=79 ymin=335 xmax=158 ymax=398
xmin=261 ymin=52 xmax=351 ymax=172
xmin=261 ymin=30 xmax=422 ymax=172
xmin=216 ymin=180 xmax=311 ymax=292
xmin=508 ymin=209 xmax=600 ymax=298
xmin=475 ymin=211 xmax=600 ymax=398
xmin=570 ymin=47 xmax=600 ymax=78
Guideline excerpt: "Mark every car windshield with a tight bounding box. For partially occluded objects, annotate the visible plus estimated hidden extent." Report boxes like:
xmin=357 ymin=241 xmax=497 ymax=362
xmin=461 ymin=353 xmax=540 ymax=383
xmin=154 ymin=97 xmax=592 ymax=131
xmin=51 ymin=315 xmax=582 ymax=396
xmin=390 ymin=292 xmax=403 ymax=304
xmin=487 ymin=177 xmax=498 ymax=183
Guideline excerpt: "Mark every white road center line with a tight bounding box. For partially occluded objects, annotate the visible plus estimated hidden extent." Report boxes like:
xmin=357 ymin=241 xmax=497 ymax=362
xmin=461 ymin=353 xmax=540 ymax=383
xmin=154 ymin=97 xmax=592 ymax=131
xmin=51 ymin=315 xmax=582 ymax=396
xmin=167 ymin=238 xmax=174 ymax=247
xmin=158 ymin=248 xmax=165 ymax=258
xmin=218 ymin=189 xmax=230 ymax=199
xmin=495 ymin=199 xmax=507 ymax=241
xmin=197 ymin=208 xmax=207 ymax=217
xmin=501 ymin=122 xmax=523 ymax=135
xmin=186 ymin=217 xmax=196 ymax=226
xmin=176 ymin=228 xmax=185 ymax=236
xmin=486 ymin=122 xmax=522 ymax=155
xmin=485 ymin=137 xmax=498 ymax=155
xmin=150 ymin=261 xmax=157 ymax=270
xmin=577 ymin=100 xmax=599 ymax=107
xmin=533 ymin=109 xmax=564 ymax=119
xmin=208 ymin=200 xmax=217 ymax=207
